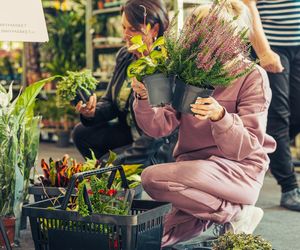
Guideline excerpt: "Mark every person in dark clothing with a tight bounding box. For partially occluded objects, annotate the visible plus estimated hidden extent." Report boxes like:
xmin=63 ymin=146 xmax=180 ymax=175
xmin=73 ymin=0 xmax=177 ymax=166
xmin=243 ymin=0 xmax=300 ymax=211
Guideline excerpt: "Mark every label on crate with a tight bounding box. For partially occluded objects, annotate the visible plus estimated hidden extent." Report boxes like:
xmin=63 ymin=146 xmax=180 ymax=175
xmin=0 ymin=0 xmax=48 ymax=42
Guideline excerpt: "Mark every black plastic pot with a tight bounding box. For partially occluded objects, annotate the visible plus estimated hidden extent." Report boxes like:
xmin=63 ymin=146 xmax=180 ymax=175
xmin=56 ymin=131 xmax=70 ymax=148
xmin=172 ymin=78 xmax=214 ymax=114
xmin=142 ymin=73 xmax=174 ymax=107
xmin=70 ymin=89 xmax=93 ymax=106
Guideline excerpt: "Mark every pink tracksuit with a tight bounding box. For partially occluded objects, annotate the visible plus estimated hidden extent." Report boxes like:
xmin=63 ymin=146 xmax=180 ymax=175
xmin=133 ymin=65 xmax=277 ymax=247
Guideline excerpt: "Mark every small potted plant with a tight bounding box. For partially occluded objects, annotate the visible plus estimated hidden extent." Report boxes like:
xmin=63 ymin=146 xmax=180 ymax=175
xmin=56 ymin=69 xmax=98 ymax=107
xmin=77 ymin=174 xmax=135 ymax=217
xmin=127 ymin=9 xmax=172 ymax=107
xmin=164 ymin=2 xmax=255 ymax=114
xmin=212 ymin=232 xmax=272 ymax=250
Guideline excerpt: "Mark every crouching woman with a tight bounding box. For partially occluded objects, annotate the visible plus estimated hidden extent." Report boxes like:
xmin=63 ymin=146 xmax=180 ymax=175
xmin=131 ymin=0 xmax=276 ymax=247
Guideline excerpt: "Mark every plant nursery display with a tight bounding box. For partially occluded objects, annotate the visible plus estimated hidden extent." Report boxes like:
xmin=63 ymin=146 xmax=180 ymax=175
xmin=164 ymin=2 xmax=255 ymax=113
xmin=40 ymin=9 xmax=85 ymax=76
xmin=0 ymin=76 xmax=54 ymax=244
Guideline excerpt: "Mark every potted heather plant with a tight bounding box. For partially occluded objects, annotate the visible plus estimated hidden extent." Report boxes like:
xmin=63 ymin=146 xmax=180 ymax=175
xmin=164 ymin=2 xmax=255 ymax=114
xmin=56 ymin=69 xmax=98 ymax=107
xmin=127 ymin=7 xmax=172 ymax=107
xmin=212 ymin=232 xmax=272 ymax=250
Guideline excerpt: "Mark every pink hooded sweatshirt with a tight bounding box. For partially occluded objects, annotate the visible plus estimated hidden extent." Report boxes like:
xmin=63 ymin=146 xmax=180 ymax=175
xmin=133 ymin=66 xmax=276 ymax=183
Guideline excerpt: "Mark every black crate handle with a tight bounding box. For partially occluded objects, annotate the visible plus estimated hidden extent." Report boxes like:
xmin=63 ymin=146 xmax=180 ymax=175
xmin=61 ymin=165 xmax=129 ymax=210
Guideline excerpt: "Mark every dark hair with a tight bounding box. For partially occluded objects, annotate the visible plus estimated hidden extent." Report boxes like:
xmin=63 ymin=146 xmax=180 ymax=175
xmin=121 ymin=0 xmax=169 ymax=37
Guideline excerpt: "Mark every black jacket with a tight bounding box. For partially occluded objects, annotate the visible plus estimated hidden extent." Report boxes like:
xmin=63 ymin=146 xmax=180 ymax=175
xmin=81 ymin=47 xmax=177 ymax=166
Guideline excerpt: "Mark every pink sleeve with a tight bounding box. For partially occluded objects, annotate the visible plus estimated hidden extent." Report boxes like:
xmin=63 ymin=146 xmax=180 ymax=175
xmin=133 ymin=98 xmax=180 ymax=138
xmin=210 ymin=67 xmax=275 ymax=161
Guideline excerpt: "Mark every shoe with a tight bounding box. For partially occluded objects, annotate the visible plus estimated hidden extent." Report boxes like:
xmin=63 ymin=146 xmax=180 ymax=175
xmin=224 ymin=205 xmax=264 ymax=234
xmin=280 ymin=187 xmax=300 ymax=211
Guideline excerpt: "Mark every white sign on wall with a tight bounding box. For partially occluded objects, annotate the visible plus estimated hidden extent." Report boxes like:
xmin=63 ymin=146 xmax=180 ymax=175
xmin=0 ymin=0 xmax=48 ymax=42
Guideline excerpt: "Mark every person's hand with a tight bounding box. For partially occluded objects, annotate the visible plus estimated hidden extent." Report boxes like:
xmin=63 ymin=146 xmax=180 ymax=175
xmin=190 ymin=97 xmax=225 ymax=121
xmin=75 ymin=93 xmax=97 ymax=118
xmin=131 ymin=77 xmax=148 ymax=100
xmin=259 ymin=50 xmax=284 ymax=73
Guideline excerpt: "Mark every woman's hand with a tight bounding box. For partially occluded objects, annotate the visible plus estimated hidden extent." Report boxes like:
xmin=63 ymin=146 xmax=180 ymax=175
xmin=75 ymin=93 xmax=97 ymax=118
xmin=131 ymin=77 xmax=148 ymax=100
xmin=190 ymin=97 xmax=225 ymax=121
xmin=259 ymin=50 xmax=284 ymax=73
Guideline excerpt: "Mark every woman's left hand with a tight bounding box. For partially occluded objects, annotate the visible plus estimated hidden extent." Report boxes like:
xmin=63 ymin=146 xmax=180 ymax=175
xmin=190 ymin=97 xmax=225 ymax=121
xmin=131 ymin=77 xmax=148 ymax=100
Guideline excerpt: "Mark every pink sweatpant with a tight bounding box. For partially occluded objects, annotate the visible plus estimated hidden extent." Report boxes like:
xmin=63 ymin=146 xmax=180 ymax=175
xmin=141 ymin=159 xmax=264 ymax=247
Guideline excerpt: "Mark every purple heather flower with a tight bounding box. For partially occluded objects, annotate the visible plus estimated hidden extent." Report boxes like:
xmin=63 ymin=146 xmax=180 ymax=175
xmin=164 ymin=1 xmax=254 ymax=87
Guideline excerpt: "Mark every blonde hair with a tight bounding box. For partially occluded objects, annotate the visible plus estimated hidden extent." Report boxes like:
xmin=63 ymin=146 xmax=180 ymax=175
xmin=195 ymin=0 xmax=252 ymax=36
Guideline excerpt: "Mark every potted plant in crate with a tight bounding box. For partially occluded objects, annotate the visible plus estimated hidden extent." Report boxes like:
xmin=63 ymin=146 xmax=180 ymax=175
xmin=30 ymin=150 xmax=143 ymax=202
xmin=23 ymin=166 xmax=171 ymax=250
xmin=0 ymin=77 xmax=54 ymax=245
xmin=126 ymin=8 xmax=172 ymax=107
xmin=164 ymin=2 xmax=255 ymax=114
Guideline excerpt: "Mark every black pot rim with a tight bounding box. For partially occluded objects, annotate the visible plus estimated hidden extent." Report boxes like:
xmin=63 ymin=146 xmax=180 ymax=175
xmin=142 ymin=72 xmax=168 ymax=81
xmin=175 ymin=77 xmax=215 ymax=90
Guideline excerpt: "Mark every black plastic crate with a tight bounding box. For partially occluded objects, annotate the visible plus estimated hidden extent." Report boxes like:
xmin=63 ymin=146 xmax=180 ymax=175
xmin=29 ymin=184 xmax=143 ymax=202
xmin=28 ymin=186 xmax=74 ymax=202
xmin=24 ymin=166 xmax=171 ymax=250
xmin=23 ymin=198 xmax=171 ymax=250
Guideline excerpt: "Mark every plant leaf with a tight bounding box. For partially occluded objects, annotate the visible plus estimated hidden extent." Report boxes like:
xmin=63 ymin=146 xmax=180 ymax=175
xmin=152 ymin=36 xmax=165 ymax=48
xmin=106 ymin=150 xmax=117 ymax=166
xmin=12 ymin=76 xmax=59 ymax=120
xmin=146 ymin=23 xmax=151 ymax=32
xmin=130 ymin=34 xmax=143 ymax=46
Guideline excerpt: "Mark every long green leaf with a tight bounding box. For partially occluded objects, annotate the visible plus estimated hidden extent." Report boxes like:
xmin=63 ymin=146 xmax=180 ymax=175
xmin=12 ymin=76 xmax=60 ymax=120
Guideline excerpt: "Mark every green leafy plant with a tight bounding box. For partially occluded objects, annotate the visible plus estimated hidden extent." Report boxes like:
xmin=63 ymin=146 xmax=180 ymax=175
xmin=35 ymin=95 xmax=77 ymax=132
xmin=40 ymin=9 xmax=86 ymax=76
xmin=77 ymin=176 xmax=132 ymax=217
xmin=56 ymin=70 xmax=98 ymax=107
xmin=73 ymin=151 xmax=142 ymax=217
xmin=164 ymin=2 xmax=255 ymax=88
xmin=0 ymin=76 xmax=56 ymax=237
xmin=213 ymin=232 xmax=272 ymax=250
xmin=127 ymin=34 xmax=168 ymax=81
xmin=39 ymin=152 xmax=98 ymax=188
xmin=37 ymin=150 xmax=142 ymax=189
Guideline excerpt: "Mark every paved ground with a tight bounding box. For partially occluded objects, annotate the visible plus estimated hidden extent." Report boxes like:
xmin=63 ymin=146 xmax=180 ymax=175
xmin=13 ymin=143 xmax=300 ymax=250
